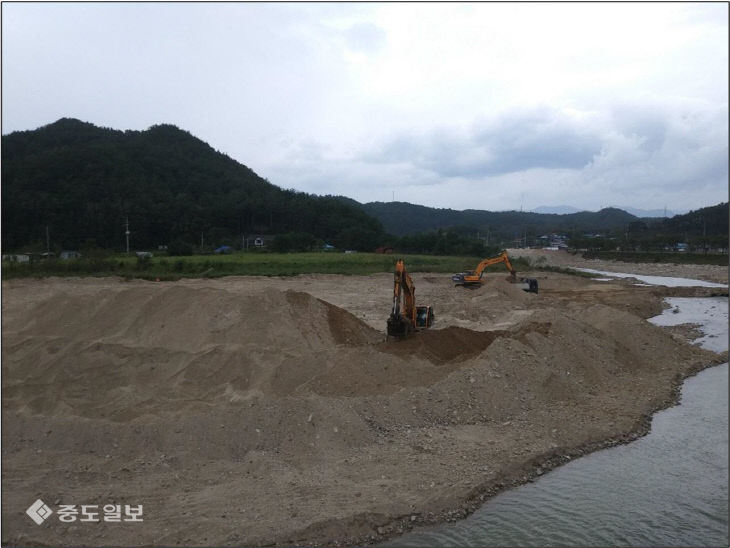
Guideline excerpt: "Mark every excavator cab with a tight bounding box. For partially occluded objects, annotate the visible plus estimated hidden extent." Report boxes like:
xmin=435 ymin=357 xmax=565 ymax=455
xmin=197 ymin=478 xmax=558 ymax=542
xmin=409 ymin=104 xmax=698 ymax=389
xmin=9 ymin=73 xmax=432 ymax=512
xmin=415 ymin=305 xmax=434 ymax=328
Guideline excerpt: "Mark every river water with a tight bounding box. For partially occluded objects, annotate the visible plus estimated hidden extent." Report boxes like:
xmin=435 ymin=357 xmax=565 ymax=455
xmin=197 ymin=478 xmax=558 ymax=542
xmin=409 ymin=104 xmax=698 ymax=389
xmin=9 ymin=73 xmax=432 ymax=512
xmin=385 ymin=293 xmax=728 ymax=547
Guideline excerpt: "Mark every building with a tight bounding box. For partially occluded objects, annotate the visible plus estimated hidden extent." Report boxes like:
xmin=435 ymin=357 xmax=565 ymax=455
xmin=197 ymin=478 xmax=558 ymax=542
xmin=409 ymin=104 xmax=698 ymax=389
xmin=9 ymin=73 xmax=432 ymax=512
xmin=2 ymin=254 xmax=30 ymax=263
xmin=243 ymin=235 xmax=268 ymax=248
xmin=60 ymin=251 xmax=82 ymax=260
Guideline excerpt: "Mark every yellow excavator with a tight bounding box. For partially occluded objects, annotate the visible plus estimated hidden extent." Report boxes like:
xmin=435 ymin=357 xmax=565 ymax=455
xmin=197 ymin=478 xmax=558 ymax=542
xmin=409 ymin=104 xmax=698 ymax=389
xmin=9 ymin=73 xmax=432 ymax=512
xmin=452 ymin=250 xmax=538 ymax=293
xmin=387 ymin=259 xmax=435 ymax=337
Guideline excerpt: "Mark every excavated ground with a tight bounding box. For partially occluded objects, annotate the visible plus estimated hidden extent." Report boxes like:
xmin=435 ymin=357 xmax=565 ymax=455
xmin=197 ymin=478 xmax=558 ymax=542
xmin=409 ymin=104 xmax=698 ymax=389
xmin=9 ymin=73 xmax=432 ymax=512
xmin=2 ymin=252 xmax=727 ymax=547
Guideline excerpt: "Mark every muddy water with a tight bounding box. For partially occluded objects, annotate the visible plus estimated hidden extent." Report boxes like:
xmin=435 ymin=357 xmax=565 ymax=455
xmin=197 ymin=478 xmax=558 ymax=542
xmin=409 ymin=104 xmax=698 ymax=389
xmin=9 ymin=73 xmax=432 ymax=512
xmin=386 ymin=297 xmax=728 ymax=547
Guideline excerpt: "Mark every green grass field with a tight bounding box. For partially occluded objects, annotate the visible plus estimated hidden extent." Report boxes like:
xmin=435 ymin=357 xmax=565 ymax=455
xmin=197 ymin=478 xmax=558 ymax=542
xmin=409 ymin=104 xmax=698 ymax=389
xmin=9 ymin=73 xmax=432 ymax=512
xmin=1 ymin=252 xmax=533 ymax=280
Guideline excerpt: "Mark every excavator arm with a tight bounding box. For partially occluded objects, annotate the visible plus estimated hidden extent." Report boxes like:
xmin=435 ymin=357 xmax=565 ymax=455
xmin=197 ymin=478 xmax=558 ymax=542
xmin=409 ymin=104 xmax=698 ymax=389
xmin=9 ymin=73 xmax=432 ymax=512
xmin=472 ymin=251 xmax=517 ymax=281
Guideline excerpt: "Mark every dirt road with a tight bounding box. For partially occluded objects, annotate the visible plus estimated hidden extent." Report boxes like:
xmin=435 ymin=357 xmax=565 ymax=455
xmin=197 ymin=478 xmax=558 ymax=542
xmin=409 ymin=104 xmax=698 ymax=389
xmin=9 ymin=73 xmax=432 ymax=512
xmin=2 ymin=255 xmax=727 ymax=546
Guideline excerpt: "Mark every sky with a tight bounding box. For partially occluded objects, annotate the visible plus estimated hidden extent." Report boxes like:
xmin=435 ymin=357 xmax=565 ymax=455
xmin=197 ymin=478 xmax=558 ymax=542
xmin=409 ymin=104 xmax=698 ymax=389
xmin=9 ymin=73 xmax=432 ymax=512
xmin=2 ymin=2 xmax=728 ymax=213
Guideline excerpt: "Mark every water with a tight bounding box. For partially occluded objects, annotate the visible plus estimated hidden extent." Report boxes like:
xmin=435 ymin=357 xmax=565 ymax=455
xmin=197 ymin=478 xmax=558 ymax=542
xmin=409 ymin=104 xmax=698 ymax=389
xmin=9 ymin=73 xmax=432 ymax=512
xmin=649 ymin=297 xmax=728 ymax=354
xmin=385 ymin=297 xmax=728 ymax=547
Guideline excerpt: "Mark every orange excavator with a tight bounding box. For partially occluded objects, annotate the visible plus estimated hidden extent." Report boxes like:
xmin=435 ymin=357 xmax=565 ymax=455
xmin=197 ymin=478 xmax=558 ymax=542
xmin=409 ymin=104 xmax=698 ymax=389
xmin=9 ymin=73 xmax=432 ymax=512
xmin=452 ymin=250 xmax=538 ymax=292
xmin=387 ymin=259 xmax=434 ymax=337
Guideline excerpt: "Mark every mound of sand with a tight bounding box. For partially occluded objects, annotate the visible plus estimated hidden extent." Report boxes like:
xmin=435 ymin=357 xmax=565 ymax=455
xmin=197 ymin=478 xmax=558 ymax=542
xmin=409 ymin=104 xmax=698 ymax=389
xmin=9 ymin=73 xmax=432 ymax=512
xmin=1 ymin=275 xmax=723 ymax=547
xmin=2 ymin=287 xmax=388 ymax=419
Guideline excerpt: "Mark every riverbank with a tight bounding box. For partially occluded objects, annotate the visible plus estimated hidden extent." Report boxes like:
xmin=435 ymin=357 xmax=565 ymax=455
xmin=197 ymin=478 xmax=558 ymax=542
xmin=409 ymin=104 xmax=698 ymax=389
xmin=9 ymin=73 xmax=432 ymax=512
xmin=1 ymin=262 xmax=727 ymax=546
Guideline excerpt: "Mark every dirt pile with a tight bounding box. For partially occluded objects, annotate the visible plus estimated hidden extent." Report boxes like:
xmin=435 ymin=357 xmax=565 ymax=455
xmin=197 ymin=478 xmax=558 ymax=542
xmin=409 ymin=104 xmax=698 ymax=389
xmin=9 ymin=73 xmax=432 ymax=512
xmin=1 ymin=274 xmax=723 ymax=547
xmin=2 ymin=286 xmax=385 ymax=419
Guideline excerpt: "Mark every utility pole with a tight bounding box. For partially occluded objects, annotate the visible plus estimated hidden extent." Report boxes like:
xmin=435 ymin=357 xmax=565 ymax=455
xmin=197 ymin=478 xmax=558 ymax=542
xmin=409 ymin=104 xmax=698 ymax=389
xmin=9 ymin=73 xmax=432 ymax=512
xmin=45 ymin=225 xmax=50 ymax=254
xmin=201 ymin=232 xmax=204 ymax=249
xmin=125 ymin=217 xmax=130 ymax=255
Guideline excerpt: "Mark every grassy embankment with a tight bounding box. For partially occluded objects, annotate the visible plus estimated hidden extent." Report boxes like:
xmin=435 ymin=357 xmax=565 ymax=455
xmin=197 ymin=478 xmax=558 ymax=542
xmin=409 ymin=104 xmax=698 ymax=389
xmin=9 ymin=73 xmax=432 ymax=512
xmin=1 ymin=252 xmax=533 ymax=281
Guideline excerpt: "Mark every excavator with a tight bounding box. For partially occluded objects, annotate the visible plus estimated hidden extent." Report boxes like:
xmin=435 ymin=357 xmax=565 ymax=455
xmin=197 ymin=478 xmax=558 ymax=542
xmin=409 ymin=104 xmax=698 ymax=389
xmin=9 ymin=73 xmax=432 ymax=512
xmin=387 ymin=259 xmax=434 ymax=337
xmin=452 ymin=250 xmax=538 ymax=293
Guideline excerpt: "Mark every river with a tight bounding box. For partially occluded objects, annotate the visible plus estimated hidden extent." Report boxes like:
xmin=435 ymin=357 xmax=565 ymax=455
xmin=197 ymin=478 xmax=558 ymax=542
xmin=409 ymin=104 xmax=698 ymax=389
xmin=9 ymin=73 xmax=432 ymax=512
xmin=384 ymin=287 xmax=728 ymax=547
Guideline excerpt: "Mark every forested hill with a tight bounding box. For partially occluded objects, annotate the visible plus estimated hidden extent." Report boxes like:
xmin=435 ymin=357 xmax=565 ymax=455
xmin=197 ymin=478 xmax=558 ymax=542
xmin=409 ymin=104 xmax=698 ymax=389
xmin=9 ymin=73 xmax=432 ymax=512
xmin=659 ymin=202 xmax=729 ymax=237
xmin=359 ymin=201 xmax=640 ymax=238
xmin=1 ymin=118 xmax=385 ymax=251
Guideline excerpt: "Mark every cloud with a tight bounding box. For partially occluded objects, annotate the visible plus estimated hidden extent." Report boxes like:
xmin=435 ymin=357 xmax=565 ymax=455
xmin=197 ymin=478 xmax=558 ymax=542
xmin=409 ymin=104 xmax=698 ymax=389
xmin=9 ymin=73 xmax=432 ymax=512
xmin=317 ymin=96 xmax=727 ymax=210
xmin=365 ymin=106 xmax=606 ymax=178
xmin=343 ymin=22 xmax=386 ymax=53
xmin=587 ymin=98 xmax=729 ymax=194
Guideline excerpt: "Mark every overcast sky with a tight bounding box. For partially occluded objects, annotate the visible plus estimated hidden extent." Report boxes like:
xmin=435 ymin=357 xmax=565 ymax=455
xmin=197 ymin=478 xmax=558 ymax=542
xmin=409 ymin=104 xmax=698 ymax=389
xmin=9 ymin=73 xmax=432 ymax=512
xmin=2 ymin=2 xmax=728 ymax=212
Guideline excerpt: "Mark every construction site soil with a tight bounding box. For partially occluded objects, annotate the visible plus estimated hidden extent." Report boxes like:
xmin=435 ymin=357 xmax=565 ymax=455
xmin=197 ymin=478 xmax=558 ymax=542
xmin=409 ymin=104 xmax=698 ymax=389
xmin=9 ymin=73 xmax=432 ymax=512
xmin=2 ymin=250 xmax=728 ymax=546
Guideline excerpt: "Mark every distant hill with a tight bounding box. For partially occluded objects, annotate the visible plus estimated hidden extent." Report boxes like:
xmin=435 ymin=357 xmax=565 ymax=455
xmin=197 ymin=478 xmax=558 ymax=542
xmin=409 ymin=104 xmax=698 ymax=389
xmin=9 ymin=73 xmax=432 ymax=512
xmin=532 ymin=205 xmax=685 ymax=217
xmin=1 ymin=119 xmax=384 ymax=251
xmin=359 ymin=201 xmax=639 ymax=242
xmin=658 ymin=203 xmax=728 ymax=237
xmin=614 ymin=206 xmax=686 ymax=218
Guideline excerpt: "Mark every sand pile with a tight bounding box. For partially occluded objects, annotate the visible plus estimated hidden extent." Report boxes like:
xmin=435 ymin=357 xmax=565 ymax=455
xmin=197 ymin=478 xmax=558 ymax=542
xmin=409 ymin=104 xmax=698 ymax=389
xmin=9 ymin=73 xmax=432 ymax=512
xmin=2 ymin=286 xmax=387 ymax=419
xmin=1 ymin=274 xmax=723 ymax=547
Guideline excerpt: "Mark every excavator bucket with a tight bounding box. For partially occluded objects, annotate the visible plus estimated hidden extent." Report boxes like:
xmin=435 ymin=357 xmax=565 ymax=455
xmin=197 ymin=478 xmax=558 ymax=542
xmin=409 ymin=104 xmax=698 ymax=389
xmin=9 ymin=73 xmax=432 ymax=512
xmin=387 ymin=314 xmax=412 ymax=337
xmin=517 ymin=277 xmax=539 ymax=293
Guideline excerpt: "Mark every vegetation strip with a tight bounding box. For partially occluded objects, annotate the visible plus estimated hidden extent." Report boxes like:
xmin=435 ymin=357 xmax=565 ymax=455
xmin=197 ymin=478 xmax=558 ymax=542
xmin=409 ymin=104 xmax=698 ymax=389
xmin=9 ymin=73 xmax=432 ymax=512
xmin=1 ymin=252 xmax=533 ymax=280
